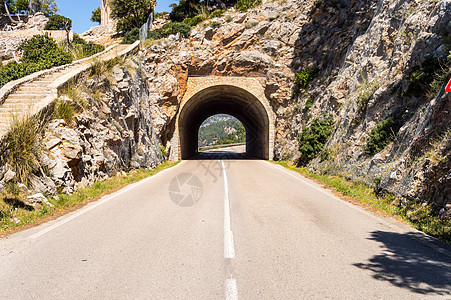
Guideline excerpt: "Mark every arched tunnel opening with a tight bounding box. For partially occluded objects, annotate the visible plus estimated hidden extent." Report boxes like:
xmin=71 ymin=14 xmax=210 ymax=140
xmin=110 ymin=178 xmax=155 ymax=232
xmin=178 ymin=85 xmax=270 ymax=160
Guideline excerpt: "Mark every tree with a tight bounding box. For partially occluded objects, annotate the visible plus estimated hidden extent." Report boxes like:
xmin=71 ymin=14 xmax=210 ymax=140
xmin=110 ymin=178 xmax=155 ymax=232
xmin=29 ymin=0 xmax=57 ymax=16
xmin=91 ymin=7 xmax=101 ymax=24
xmin=169 ymin=0 xmax=200 ymax=22
xmin=44 ymin=14 xmax=71 ymax=30
xmin=110 ymin=0 xmax=155 ymax=33
xmin=1 ymin=0 xmax=19 ymax=23
xmin=44 ymin=14 xmax=71 ymax=44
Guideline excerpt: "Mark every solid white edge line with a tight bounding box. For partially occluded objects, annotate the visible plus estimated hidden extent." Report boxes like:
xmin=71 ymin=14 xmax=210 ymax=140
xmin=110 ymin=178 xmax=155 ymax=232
xmin=29 ymin=161 xmax=186 ymax=239
xmin=222 ymin=160 xmax=235 ymax=259
xmin=225 ymin=277 xmax=238 ymax=300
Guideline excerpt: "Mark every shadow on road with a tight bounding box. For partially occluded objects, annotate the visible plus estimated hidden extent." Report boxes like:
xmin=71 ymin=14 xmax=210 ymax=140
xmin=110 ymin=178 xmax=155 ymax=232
xmin=353 ymin=231 xmax=451 ymax=296
xmin=192 ymin=150 xmax=253 ymax=160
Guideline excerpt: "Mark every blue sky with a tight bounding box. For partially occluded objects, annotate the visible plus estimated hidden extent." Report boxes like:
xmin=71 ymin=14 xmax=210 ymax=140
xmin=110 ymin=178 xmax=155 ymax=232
xmin=58 ymin=0 xmax=176 ymax=34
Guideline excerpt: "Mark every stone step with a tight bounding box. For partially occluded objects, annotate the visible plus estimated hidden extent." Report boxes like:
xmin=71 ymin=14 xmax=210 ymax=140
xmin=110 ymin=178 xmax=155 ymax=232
xmin=7 ymin=94 xmax=47 ymax=100
xmin=13 ymin=90 xmax=49 ymax=95
xmin=0 ymin=103 xmax=35 ymax=109
xmin=16 ymin=86 xmax=49 ymax=92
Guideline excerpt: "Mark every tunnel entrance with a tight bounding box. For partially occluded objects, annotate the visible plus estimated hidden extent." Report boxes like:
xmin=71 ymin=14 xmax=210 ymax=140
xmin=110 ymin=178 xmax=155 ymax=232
xmin=170 ymin=77 xmax=275 ymax=160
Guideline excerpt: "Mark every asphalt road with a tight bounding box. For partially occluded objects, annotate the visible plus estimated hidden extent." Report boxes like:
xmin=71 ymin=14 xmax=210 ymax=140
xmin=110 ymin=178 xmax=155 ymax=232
xmin=1 ymin=149 xmax=450 ymax=299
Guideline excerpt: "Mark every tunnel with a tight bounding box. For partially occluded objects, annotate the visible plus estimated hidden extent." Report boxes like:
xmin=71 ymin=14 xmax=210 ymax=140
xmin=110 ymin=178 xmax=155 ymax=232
xmin=178 ymin=85 xmax=271 ymax=160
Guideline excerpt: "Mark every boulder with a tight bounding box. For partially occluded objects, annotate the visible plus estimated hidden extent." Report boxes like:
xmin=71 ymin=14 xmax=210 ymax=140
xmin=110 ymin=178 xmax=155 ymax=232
xmin=26 ymin=193 xmax=53 ymax=207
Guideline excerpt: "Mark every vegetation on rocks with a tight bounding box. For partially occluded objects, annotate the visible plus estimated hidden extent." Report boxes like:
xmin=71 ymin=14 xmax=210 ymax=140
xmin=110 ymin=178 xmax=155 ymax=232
xmin=297 ymin=114 xmax=334 ymax=166
xmin=363 ymin=117 xmax=395 ymax=155
xmin=0 ymin=34 xmax=104 ymax=88
xmin=146 ymin=22 xmax=191 ymax=41
xmin=2 ymin=114 xmax=47 ymax=185
xmin=235 ymin=0 xmax=262 ymax=12
xmin=0 ymin=35 xmax=72 ymax=87
xmin=295 ymin=69 xmax=315 ymax=89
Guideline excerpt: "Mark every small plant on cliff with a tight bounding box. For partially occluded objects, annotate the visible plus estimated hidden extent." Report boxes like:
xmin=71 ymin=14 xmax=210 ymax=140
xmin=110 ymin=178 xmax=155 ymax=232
xmin=363 ymin=117 xmax=395 ymax=155
xmin=295 ymin=69 xmax=315 ymax=89
xmin=304 ymin=97 xmax=314 ymax=111
xmin=210 ymin=9 xmax=224 ymax=18
xmin=146 ymin=22 xmax=191 ymax=40
xmin=235 ymin=0 xmax=262 ymax=12
xmin=54 ymin=99 xmax=76 ymax=124
xmin=297 ymin=114 xmax=334 ymax=166
xmin=357 ymin=80 xmax=379 ymax=111
xmin=183 ymin=15 xmax=205 ymax=27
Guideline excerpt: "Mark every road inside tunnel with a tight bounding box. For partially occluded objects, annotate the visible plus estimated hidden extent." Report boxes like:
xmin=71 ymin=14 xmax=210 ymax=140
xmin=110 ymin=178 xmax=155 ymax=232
xmin=178 ymin=85 xmax=271 ymax=160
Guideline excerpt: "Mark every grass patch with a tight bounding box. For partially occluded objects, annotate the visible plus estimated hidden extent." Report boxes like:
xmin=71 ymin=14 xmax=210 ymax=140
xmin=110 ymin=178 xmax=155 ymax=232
xmin=273 ymin=161 xmax=451 ymax=243
xmin=4 ymin=114 xmax=46 ymax=185
xmin=53 ymin=99 xmax=77 ymax=124
xmin=0 ymin=161 xmax=180 ymax=237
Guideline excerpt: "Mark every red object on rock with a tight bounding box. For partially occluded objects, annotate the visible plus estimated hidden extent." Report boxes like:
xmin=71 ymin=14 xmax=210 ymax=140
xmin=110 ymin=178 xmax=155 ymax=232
xmin=446 ymin=78 xmax=451 ymax=93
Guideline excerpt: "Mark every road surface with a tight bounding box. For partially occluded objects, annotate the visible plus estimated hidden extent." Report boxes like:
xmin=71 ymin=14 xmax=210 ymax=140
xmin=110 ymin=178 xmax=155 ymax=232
xmin=1 ymin=149 xmax=450 ymax=299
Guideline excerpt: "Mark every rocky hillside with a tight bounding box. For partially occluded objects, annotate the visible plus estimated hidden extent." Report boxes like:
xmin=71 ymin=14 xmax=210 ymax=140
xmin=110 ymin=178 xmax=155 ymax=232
xmin=0 ymin=60 xmax=163 ymax=199
xmin=140 ymin=0 xmax=450 ymax=214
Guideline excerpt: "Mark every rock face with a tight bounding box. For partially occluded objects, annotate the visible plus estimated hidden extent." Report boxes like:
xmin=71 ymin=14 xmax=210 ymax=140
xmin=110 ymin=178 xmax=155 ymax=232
xmin=43 ymin=64 xmax=163 ymax=194
xmin=140 ymin=0 xmax=450 ymax=213
xmin=0 ymin=13 xmax=49 ymax=61
xmin=0 ymin=62 xmax=163 ymax=196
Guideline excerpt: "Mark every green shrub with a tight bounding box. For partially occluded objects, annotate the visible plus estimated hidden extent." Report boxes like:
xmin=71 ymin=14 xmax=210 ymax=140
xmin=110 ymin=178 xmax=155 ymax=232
xmin=20 ymin=35 xmax=72 ymax=65
xmin=295 ymin=69 xmax=315 ymax=89
xmin=155 ymin=12 xmax=169 ymax=19
xmin=211 ymin=21 xmax=221 ymax=28
xmin=235 ymin=0 xmax=262 ymax=12
xmin=147 ymin=30 xmax=162 ymax=40
xmin=298 ymin=114 xmax=334 ymax=165
xmin=304 ymin=97 xmax=314 ymax=110
xmin=363 ymin=117 xmax=394 ymax=155
xmin=121 ymin=28 xmax=140 ymax=44
xmin=44 ymin=14 xmax=72 ymax=30
xmin=73 ymin=35 xmax=105 ymax=56
xmin=147 ymin=22 xmax=191 ymax=40
xmin=210 ymin=9 xmax=225 ymax=18
xmin=160 ymin=22 xmax=191 ymax=37
xmin=402 ymin=56 xmax=450 ymax=98
xmin=183 ymin=15 xmax=204 ymax=27
xmin=0 ymin=35 xmax=72 ymax=88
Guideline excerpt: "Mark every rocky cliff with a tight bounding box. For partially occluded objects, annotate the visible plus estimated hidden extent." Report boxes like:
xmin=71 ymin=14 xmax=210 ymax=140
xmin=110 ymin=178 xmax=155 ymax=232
xmin=140 ymin=0 xmax=450 ymax=214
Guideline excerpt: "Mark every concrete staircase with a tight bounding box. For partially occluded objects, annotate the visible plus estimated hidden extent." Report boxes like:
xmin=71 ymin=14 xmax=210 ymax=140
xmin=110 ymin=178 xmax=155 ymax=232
xmin=0 ymin=42 xmax=138 ymax=139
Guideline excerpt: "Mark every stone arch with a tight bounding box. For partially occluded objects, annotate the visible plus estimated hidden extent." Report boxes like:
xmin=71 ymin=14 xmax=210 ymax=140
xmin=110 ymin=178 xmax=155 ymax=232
xmin=170 ymin=76 xmax=275 ymax=160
